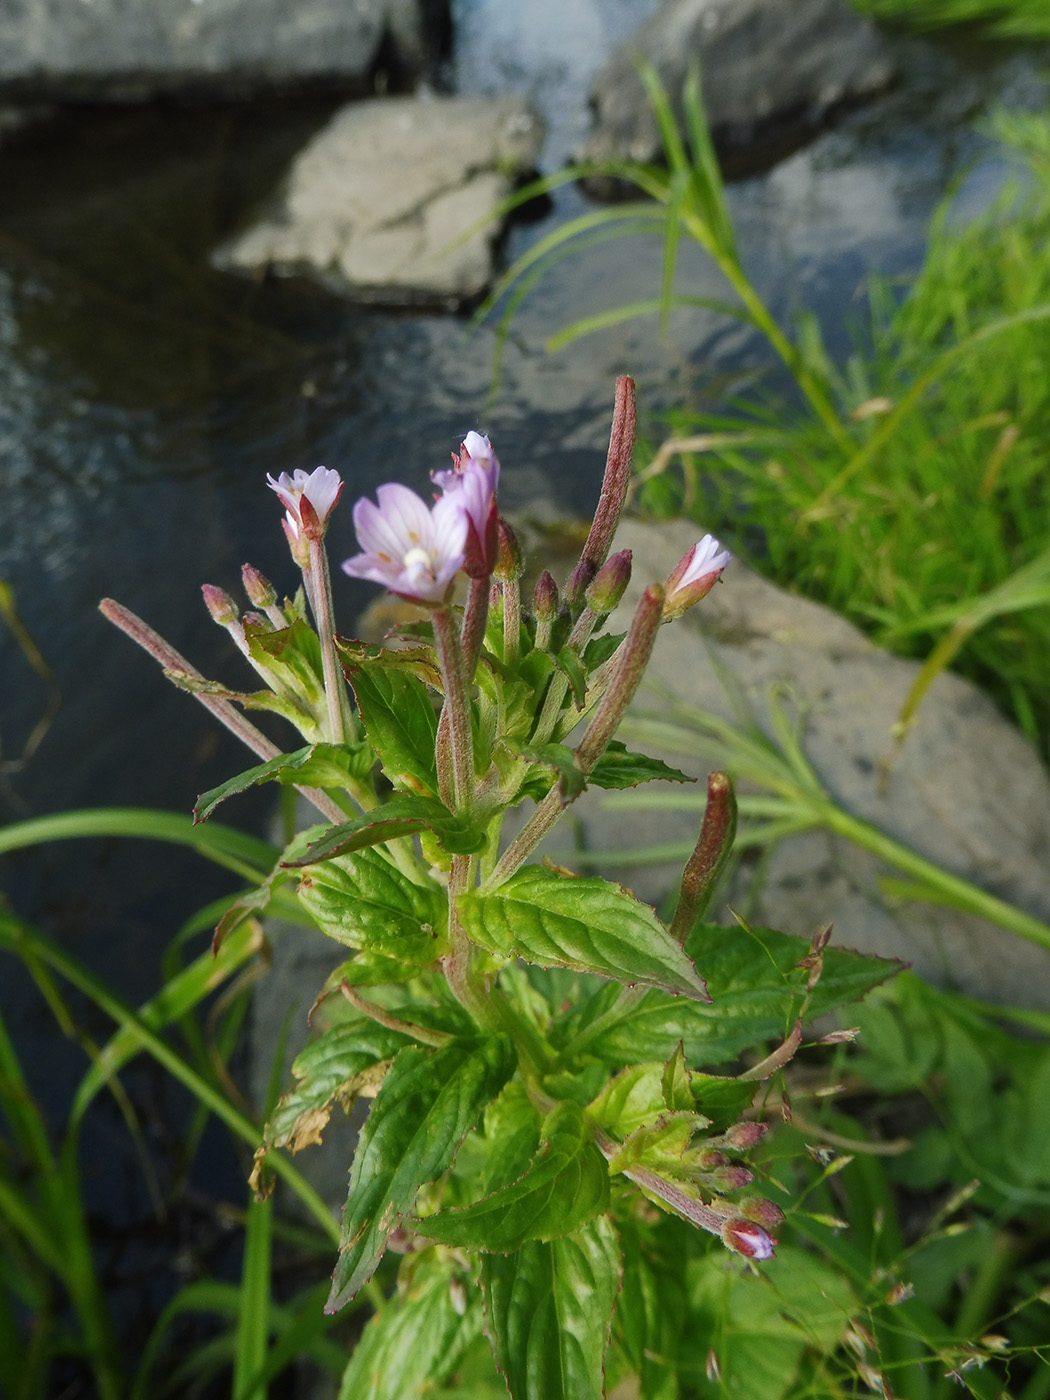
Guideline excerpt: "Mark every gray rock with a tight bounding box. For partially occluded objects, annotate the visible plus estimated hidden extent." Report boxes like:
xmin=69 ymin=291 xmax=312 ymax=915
xmin=552 ymin=517 xmax=1050 ymax=1009
xmin=582 ymin=0 xmax=896 ymax=182
xmin=216 ymin=94 xmax=543 ymax=307
xmin=0 ymin=0 xmax=433 ymax=102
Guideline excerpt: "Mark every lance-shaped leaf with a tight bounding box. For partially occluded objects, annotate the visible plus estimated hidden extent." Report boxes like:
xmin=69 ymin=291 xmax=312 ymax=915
xmin=287 ymin=795 xmax=486 ymax=865
xmin=262 ymin=1021 xmax=410 ymax=1157
xmin=336 ymin=1250 xmax=483 ymax=1400
xmin=336 ymin=638 xmax=442 ymax=691
xmin=295 ymin=846 xmax=446 ymax=963
xmin=481 ymin=1214 xmax=622 ymax=1400
xmin=588 ymin=740 xmax=693 ymax=791
xmin=348 ymin=660 xmax=440 ymax=796
xmin=164 ymin=670 xmax=314 ymax=730
xmin=194 ymin=745 xmax=313 ymax=822
xmin=554 ymin=922 xmax=896 ymax=1066
xmin=194 ymin=743 xmax=372 ymax=823
xmin=327 ymin=1035 xmax=516 ymax=1312
xmin=413 ymin=1099 xmax=609 ymax=1251
xmin=459 ymin=865 xmax=710 ymax=1001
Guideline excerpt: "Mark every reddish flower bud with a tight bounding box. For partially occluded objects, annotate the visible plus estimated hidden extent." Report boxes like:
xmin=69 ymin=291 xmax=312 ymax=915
xmin=534 ymin=569 xmax=558 ymax=621
xmin=202 ymin=584 xmax=238 ymax=626
xmin=663 ymin=535 xmax=731 ymax=620
xmin=717 ymin=1121 xmax=768 ymax=1151
xmin=738 ymin=1196 xmax=786 ymax=1229
xmin=721 ymin=1218 xmax=776 ymax=1260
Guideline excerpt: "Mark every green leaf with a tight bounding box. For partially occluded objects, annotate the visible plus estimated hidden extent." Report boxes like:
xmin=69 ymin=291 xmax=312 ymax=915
xmin=322 ymin=951 xmax=428 ymax=989
xmin=246 ymin=616 xmax=326 ymax=705
xmin=213 ymin=823 xmax=330 ymax=950
xmin=295 ymin=846 xmax=446 ymax=963
xmin=460 ymin=865 xmax=709 ymax=1001
xmin=588 ymin=741 xmax=693 ymax=790
xmin=336 ymin=638 xmax=442 ymax=690
xmin=511 ymin=742 xmax=586 ymax=799
xmin=164 ymin=670 xmax=315 ymax=730
xmin=554 ymin=645 xmax=588 ymax=709
xmin=555 ymin=922 xmax=894 ymax=1066
xmin=481 ymin=1214 xmax=622 ymax=1400
xmin=348 ymin=661 xmax=440 ymax=796
xmin=615 ymin=1218 xmax=683 ymax=1400
xmin=336 ymin=1251 xmax=482 ymax=1400
xmin=262 ymin=1021 xmax=410 ymax=1156
xmin=327 ymin=1036 xmax=516 ymax=1310
xmin=683 ymin=1246 xmax=856 ymax=1400
xmin=414 ymin=1100 xmax=609 ymax=1251
xmin=582 ymin=632 xmax=625 ymax=670
xmin=478 ymin=1082 xmax=543 ymax=1194
xmin=194 ymin=746 xmax=313 ymax=822
xmin=586 ymin=1064 xmax=672 ymax=1138
xmin=288 ymin=796 xmax=486 ymax=864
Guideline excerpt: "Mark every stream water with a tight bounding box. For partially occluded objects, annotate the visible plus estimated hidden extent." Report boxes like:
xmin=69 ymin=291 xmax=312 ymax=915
xmin=0 ymin=0 xmax=1046 ymax=1362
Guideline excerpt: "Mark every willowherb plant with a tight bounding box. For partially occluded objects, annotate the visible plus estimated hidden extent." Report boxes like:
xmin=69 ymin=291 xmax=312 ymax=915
xmin=100 ymin=378 xmax=891 ymax=1399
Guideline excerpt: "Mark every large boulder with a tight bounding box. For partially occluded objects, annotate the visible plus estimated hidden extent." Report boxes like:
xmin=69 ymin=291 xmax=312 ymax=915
xmin=555 ymin=517 xmax=1050 ymax=1009
xmin=216 ymin=94 xmax=543 ymax=308
xmin=582 ymin=0 xmax=896 ymax=182
xmin=0 ymin=0 xmax=438 ymax=102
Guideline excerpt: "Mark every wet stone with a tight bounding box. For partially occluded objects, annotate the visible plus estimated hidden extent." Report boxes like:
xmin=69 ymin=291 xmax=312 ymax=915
xmin=215 ymin=94 xmax=544 ymax=309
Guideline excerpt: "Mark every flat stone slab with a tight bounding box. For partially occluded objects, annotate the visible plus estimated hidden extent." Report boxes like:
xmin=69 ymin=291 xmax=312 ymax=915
xmin=216 ymin=94 xmax=544 ymax=308
xmin=0 ymin=0 xmax=430 ymax=101
xmin=583 ymin=0 xmax=896 ymax=180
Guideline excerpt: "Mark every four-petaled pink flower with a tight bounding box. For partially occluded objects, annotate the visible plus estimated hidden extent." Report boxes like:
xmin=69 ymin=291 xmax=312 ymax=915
xmin=663 ymin=534 xmax=732 ymax=620
xmin=432 ymin=431 xmax=501 ymax=578
xmin=267 ymin=466 xmax=344 ymax=542
xmin=342 ymin=483 xmax=468 ymax=605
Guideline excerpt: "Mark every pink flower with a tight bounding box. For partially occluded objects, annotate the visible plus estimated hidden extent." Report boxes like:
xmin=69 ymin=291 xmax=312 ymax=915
xmin=267 ymin=466 xmax=343 ymax=541
xmin=721 ymin=1218 xmax=776 ymax=1261
xmin=342 ymin=483 xmax=468 ymax=604
xmin=663 ymin=534 xmax=731 ymax=620
xmin=433 ymin=431 xmax=500 ymax=578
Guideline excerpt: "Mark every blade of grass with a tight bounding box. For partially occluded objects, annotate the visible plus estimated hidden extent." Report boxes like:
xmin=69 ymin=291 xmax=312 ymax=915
xmin=0 ymin=806 xmax=277 ymax=882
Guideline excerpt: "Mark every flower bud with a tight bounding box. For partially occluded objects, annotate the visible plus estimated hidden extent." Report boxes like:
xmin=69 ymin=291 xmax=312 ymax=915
xmin=721 ymin=1218 xmax=776 ymax=1260
xmin=241 ymin=563 xmax=277 ymax=610
xmin=663 ymin=535 xmax=731 ymax=621
xmin=282 ymin=515 xmax=310 ymax=569
xmin=585 ymin=548 xmax=632 ymax=614
xmin=534 ymin=569 xmax=558 ymax=621
xmin=738 ymin=1196 xmax=786 ymax=1229
xmin=493 ymin=517 xmax=523 ymax=582
xmin=710 ymin=1165 xmax=755 ymax=1191
xmin=717 ymin=1121 xmax=768 ymax=1151
xmin=201 ymin=584 xmax=238 ymax=626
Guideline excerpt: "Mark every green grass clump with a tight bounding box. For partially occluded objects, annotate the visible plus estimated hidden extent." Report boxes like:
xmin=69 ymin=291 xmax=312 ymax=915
xmin=851 ymin=0 xmax=1050 ymax=39
xmin=636 ymin=107 xmax=1050 ymax=752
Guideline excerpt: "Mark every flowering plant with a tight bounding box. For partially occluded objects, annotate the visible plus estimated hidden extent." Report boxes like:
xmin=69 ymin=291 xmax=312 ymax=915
xmin=101 ymin=379 xmax=891 ymax=1399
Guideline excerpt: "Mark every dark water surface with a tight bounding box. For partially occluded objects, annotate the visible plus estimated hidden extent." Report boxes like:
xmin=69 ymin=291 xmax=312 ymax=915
xmin=0 ymin=7 xmax=1047 ymax=1374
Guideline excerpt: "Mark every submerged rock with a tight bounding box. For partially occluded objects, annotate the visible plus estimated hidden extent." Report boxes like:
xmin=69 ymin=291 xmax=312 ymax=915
xmin=0 ymin=0 xmax=436 ymax=102
xmin=582 ymin=0 xmax=896 ymax=186
xmin=216 ymin=94 xmax=543 ymax=307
